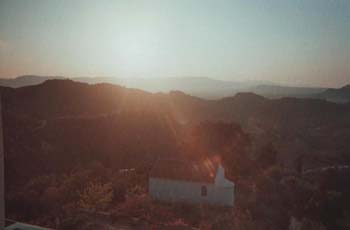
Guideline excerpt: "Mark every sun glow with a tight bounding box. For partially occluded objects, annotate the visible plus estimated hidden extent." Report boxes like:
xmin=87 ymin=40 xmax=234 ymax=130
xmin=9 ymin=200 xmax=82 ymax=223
xmin=113 ymin=28 xmax=162 ymax=75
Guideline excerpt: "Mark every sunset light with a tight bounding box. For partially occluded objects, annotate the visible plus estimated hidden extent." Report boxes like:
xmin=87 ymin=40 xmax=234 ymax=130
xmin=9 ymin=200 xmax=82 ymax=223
xmin=1 ymin=1 xmax=349 ymax=229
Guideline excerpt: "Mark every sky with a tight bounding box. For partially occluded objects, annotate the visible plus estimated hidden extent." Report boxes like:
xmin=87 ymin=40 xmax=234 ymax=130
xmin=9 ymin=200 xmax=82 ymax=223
xmin=0 ymin=0 xmax=349 ymax=87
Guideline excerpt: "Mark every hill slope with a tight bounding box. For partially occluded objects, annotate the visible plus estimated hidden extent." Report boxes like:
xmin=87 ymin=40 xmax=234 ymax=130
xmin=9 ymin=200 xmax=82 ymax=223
xmin=3 ymin=79 xmax=350 ymax=229
xmin=318 ymin=84 xmax=350 ymax=103
xmin=0 ymin=75 xmax=328 ymax=99
xmin=2 ymin=79 xmax=350 ymax=170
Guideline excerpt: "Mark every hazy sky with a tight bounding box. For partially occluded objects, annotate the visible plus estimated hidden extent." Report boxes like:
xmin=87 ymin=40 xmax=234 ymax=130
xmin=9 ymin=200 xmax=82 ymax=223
xmin=0 ymin=0 xmax=349 ymax=87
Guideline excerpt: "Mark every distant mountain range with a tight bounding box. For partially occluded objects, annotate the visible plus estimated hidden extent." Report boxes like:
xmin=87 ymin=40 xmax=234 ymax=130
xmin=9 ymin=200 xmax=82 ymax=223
xmin=0 ymin=75 xmax=349 ymax=103
xmin=1 ymin=79 xmax=350 ymax=172
xmin=0 ymin=75 xmax=65 ymax=88
xmin=318 ymin=84 xmax=350 ymax=103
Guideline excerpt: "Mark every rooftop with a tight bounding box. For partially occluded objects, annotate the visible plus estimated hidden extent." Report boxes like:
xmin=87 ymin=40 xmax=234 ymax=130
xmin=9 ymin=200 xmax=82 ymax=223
xmin=150 ymin=159 xmax=217 ymax=183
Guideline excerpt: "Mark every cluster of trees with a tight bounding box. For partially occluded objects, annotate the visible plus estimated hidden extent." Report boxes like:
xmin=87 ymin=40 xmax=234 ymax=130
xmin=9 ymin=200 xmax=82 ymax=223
xmin=181 ymin=122 xmax=346 ymax=230
xmin=7 ymin=161 xmax=148 ymax=229
xmin=5 ymin=116 xmax=348 ymax=229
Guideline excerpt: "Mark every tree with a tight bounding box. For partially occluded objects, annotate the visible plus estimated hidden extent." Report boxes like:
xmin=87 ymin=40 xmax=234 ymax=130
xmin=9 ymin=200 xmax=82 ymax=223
xmin=256 ymin=142 xmax=278 ymax=170
xmin=78 ymin=182 xmax=113 ymax=212
xmin=184 ymin=121 xmax=252 ymax=177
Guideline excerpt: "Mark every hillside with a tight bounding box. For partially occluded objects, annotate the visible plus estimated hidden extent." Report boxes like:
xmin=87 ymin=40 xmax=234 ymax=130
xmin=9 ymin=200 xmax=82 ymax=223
xmin=250 ymin=85 xmax=325 ymax=98
xmin=0 ymin=76 xmax=250 ymax=98
xmin=2 ymin=79 xmax=350 ymax=169
xmin=2 ymin=80 xmax=350 ymax=229
xmin=0 ymin=75 xmax=329 ymax=99
xmin=0 ymin=75 xmax=65 ymax=88
xmin=318 ymin=84 xmax=350 ymax=103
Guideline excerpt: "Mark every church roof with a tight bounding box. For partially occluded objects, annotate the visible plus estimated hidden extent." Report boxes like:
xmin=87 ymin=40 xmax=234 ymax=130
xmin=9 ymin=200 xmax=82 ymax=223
xmin=150 ymin=159 xmax=216 ymax=183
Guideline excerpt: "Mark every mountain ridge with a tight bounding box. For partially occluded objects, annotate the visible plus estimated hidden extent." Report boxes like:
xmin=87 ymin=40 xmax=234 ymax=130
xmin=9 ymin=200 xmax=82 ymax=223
xmin=2 ymin=79 xmax=350 ymax=170
xmin=0 ymin=75 xmax=334 ymax=100
xmin=318 ymin=84 xmax=350 ymax=103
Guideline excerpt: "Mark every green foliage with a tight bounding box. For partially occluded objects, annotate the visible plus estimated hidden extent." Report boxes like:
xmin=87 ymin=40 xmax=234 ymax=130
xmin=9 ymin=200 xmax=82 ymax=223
xmin=78 ymin=182 xmax=113 ymax=212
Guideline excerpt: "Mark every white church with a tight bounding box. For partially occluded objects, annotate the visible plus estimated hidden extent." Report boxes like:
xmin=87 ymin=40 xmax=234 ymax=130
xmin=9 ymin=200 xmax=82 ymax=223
xmin=149 ymin=160 xmax=235 ymax=207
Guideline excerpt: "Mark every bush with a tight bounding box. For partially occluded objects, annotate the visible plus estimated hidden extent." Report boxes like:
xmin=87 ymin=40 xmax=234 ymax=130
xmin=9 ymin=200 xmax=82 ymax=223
xmin=78 ymin=182 xmax=113 ymax=212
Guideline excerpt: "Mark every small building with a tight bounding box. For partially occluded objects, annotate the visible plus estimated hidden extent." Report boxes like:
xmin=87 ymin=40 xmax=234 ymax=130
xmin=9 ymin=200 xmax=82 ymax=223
xmin=149 ymin=160 xmax=234 ymax=207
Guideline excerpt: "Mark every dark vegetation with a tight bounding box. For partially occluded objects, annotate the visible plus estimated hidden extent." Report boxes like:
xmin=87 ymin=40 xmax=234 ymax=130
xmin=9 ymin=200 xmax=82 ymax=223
xmin=2 ymin=80 xmax=350 ymax=229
